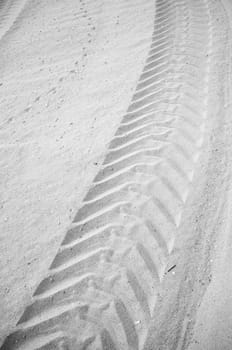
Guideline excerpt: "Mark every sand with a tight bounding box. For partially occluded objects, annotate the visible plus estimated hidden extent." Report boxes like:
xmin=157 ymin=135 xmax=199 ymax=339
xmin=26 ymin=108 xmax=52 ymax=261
xmin=2 ymin=0 xmax=232 ymax=349
xmin=0 ymin=0 xmax=155 ymax=343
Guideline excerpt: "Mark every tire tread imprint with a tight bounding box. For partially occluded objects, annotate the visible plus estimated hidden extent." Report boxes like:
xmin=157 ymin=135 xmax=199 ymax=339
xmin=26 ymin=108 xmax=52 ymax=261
xmin=1 ymin=0 xmax=216 ymax=349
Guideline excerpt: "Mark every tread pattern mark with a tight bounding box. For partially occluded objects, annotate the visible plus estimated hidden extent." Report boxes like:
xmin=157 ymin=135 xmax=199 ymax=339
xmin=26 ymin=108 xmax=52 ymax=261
xmin=1 ymin=0 xmax=215 ymax=349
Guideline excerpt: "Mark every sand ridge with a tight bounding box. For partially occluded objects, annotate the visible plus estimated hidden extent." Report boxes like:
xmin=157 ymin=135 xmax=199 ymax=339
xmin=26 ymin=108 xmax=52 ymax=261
xmin=0 ymin=0 xmax=221 ymax=348
xmin=0 ymin=0 xmax=155 ymax=344
xmin=1 ymin=0 xmax=232 ymax=349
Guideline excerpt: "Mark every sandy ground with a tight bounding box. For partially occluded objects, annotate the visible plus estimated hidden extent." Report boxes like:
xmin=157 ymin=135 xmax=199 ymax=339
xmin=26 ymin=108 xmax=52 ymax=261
xmin=2 ymin=0 xmax=232 ymax=349
xmin=0 ymin=0 xmax=155 ymax=343
xmin=186 ymin=1 xmax=232 ymax=349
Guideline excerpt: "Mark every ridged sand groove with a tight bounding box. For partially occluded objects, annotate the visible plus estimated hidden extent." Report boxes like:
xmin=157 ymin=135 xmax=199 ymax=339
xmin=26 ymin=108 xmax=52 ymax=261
xmin=0 ymin=0 xmax=28 ymax=41
xmin=1 ymin=0 xmax=214 ymax=349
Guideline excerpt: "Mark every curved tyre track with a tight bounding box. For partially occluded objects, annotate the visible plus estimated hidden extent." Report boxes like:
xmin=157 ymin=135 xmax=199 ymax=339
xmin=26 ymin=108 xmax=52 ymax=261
xmin=1 ymin=0 xmax=215 ymax=349
xmin=0 ymin=0 xmax=28 ymax=41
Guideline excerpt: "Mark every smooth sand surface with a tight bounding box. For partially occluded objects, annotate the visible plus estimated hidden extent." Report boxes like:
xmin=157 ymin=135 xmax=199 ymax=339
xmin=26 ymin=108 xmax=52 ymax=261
xmin=0 ymin=0 xmax=155 ymax=342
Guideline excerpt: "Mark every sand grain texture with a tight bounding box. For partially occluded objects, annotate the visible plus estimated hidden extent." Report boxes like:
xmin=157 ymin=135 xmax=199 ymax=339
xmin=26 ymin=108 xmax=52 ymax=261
xmin=2 ymin=0 xmax=232 ymax=349
xmin=0 ymin=0 xmax=155 ymax=345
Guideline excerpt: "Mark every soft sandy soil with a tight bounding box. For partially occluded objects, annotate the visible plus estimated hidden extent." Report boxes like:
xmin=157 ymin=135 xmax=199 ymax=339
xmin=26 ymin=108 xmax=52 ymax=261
xmin=2 ymin=0 xmax=232 ymax=349
xmin=0 ymin=0 xmax=155 ymax=343
xmin=186 ymin=2 xmax=232 ymax=348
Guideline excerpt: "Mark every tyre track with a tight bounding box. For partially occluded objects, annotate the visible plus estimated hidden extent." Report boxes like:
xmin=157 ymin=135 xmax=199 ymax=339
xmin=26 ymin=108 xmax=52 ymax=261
xmin=0 ymin=0 xmax=213 ymax=349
